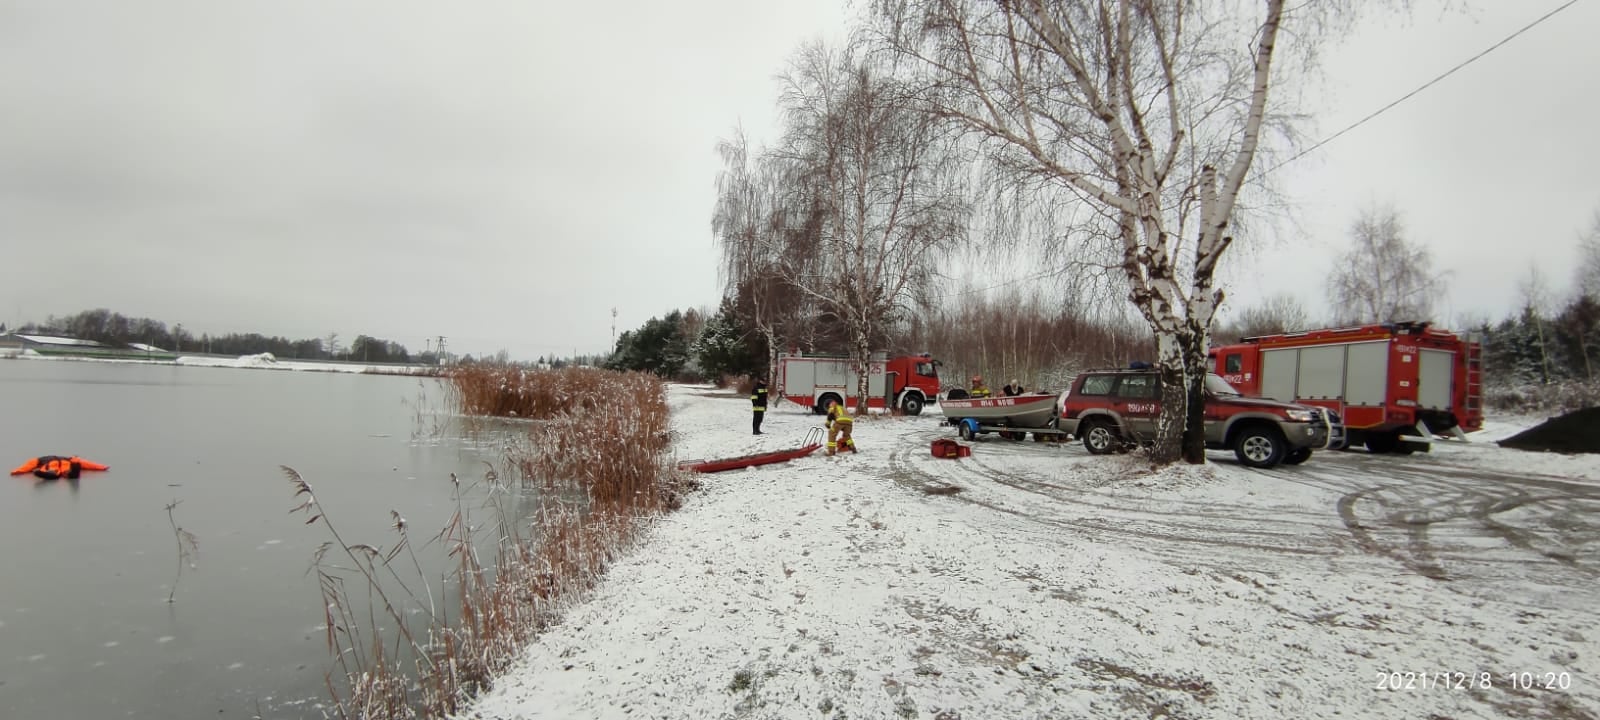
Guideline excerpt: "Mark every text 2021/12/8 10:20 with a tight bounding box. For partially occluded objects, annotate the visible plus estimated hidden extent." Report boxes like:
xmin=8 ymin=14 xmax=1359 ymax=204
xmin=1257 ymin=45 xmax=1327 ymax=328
xmin=1374 ymin=672 xmax=1573 ymax=691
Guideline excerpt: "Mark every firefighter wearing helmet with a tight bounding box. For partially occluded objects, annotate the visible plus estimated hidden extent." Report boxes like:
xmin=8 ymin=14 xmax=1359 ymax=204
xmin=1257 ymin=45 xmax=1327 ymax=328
xmin=824 ymin=398 xmax=856 ymax=456
xmin=968 ymin=375 xmax=991 ymax=398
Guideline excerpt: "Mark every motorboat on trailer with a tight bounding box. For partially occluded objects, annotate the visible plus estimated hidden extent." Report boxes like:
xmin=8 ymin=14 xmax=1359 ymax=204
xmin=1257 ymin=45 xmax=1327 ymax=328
xmin=938 ymin=392 xmax=1059 ymax=428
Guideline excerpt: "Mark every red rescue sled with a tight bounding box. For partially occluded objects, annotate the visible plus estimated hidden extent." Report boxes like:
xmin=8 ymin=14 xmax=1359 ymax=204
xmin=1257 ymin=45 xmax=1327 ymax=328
xmin=678 ymin=429 xmax=824 ymax=474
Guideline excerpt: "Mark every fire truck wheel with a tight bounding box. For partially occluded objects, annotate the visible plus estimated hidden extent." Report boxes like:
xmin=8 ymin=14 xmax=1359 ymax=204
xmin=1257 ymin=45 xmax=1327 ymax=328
xmin=1080 ymin=420 xmax=1118 ymax=455
xmin=901 ymin=394 xmax=925 ymax=416
xmin=1364 ymin=432 xmax=1399 ymax=454
xmin=1283 ymin=447 xmax=1312 ymax=465
xmin=1233 ymin=424 xmax=1286 ymax=468
xmin=815 ymin=393 xmax=842 ymax=415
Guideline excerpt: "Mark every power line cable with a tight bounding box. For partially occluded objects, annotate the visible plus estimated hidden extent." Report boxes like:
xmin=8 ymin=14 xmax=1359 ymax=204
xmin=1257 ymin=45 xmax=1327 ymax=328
xmin=1258 ymin=0 xmax=1581 ymax=177
xmin=932 ymin=1 xmax=1582 ymax=299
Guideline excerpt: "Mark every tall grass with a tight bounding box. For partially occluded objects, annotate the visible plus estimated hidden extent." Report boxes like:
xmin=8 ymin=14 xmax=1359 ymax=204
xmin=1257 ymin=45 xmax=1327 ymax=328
xmin=443 ymin=364 xmax=624 ymax=419
xmin=288 ymin=365 xmax=690 ymax=719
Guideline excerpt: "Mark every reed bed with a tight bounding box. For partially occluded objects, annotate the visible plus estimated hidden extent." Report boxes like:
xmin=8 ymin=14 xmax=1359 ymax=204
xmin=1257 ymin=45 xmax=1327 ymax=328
xmin=444 ymin=364 xmax=622 ymax=418
xmin=288 ymin=366 xmax=690 ymax=719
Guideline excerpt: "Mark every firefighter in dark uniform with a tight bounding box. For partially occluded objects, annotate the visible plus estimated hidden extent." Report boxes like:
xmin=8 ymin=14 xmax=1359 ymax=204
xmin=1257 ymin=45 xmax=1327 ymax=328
xmin=751 ymin=377 xmax=769 ymax=435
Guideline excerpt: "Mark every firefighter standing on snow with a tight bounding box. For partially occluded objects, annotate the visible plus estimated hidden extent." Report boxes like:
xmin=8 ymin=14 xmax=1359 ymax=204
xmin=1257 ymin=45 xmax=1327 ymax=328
xmin=750 ymin=376 xmax=768 ymax=435
xmin=825 ymin=399 xmax=856 ymax=456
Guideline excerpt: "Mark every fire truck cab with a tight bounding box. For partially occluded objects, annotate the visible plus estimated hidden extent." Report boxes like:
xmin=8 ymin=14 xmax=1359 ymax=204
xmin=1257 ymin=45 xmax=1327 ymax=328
xmin=1209 ymin=321 xmax=1483 ymax=454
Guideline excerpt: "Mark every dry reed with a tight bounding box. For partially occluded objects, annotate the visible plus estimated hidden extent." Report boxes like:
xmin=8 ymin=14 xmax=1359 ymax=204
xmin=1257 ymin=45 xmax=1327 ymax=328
xmin=288 ymin=365 xmax=688 ymax=719
xmin=163 ymin=499 xmax=198 ymax=603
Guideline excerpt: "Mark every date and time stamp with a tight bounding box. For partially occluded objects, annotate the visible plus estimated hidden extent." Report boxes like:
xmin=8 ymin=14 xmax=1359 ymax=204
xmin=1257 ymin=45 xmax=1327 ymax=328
xmin=1374 ymin=671 xmax=1575 ymax=691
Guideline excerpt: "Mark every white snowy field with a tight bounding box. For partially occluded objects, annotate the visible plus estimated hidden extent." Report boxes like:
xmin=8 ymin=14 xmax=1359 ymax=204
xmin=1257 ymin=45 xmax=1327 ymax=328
xmin=463 ymin=385 xmax=1598 ymax=720
xmin=8 ymin=349 xmax=435 ymax=374
xmin=173 ymin=352 xmax=435 ymax=374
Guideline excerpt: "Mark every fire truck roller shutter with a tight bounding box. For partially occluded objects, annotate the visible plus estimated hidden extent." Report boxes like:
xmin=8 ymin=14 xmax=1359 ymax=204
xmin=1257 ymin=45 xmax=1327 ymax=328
xmin=1418 ymin=350 xmax=1455 ymax=410
xmin=787 ymin=361 xmax=814 ymax=400
xmin=1296 ymin=345 xmax=1346 ymax=400
xmin=1345 ymin=342 xmax=1389 ymax=407
xmin=1260 ymin=349 xmax=1298 ymax=403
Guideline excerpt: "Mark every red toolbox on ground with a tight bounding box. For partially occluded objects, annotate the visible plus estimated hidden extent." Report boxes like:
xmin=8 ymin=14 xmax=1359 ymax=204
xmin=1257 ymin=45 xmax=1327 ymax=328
xmin=930 ymin=438 xmax=971 ymax=459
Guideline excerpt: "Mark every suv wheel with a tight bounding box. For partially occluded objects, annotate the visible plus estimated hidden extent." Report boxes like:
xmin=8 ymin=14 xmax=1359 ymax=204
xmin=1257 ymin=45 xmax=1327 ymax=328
xmin=1233 ymin=425 xmax=1286 ymax=468
xmin=1080 ymin=420 xmax=1118 ymax=455
xmin=1283 ymin=447 xmax=1312 ymax=465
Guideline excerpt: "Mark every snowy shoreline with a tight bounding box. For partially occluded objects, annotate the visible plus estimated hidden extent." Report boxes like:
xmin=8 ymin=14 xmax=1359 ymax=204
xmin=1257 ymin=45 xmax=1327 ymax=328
xmin=5 ymin=348 xmax=439 ymax=375
xmin=459 ymin=384 xmax=1599 ymax=719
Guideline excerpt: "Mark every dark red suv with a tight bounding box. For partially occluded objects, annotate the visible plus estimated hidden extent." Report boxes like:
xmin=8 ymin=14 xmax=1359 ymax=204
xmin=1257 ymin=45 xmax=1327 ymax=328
xmin=1057 ymin=367 xmax=1344 ymax=468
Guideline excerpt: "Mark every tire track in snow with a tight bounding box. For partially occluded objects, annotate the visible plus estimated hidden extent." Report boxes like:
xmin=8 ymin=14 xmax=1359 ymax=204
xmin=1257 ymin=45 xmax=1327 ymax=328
xmin=1299 ymin=451 xmax=1600 ymax=586
xmin=889 ymin=421 xmax=1599 ymax=587
xmin=883 ymin=435 xmax=1336 ymax=571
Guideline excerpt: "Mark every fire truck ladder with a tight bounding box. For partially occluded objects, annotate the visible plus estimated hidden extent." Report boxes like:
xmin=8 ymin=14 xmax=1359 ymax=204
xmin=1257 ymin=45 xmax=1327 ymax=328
xmin=1457 ymin=340 xmax=1484 ymax=441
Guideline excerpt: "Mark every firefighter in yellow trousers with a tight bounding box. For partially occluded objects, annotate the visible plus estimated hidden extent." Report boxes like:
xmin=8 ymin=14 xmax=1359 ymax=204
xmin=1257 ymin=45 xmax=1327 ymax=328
xmin=825 ymin=399 xmax=856 ymax=456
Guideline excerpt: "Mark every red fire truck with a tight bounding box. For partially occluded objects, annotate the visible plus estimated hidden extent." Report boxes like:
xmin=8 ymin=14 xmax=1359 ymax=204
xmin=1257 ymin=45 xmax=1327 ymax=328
xmin=776 ymin=352 xmax=942 ymax=415
xmin=1208 ymin=321 xmax=1483 ymax=453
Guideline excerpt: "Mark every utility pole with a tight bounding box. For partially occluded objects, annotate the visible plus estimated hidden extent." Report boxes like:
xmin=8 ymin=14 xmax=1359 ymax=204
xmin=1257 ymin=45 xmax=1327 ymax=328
xmin=611 ymin=307 xmax=618 ymax=348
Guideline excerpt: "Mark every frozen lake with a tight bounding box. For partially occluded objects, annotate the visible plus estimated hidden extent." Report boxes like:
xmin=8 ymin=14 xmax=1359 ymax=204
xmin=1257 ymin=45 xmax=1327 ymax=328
xmin=0 ymin=359 xmax=520 ymax=719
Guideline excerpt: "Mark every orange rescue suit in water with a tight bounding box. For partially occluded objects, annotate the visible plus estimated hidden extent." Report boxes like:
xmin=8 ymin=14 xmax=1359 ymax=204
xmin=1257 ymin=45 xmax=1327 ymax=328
xmin=10 ymin=456 xmax=110 ymax=480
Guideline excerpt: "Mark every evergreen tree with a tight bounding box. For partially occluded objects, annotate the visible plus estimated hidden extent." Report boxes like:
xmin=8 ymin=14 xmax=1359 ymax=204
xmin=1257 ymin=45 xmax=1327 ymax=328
xmin=692 ymin=301 xmax=759 ymax=380
xmin=606 ymin=311 xmax=697 ymax=378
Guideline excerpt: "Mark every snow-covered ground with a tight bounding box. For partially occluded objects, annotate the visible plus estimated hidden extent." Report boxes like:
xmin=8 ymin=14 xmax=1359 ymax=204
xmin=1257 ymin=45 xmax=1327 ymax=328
xmin=172 ymin=352 xmax=432 ymax=374
xmin=463 ymin=386 xmax=1598 ymax=720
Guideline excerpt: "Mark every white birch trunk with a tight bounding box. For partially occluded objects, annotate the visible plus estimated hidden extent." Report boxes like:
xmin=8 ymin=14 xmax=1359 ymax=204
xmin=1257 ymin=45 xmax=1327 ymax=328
xmin=1151 ymin=330 xmax=1186 ymax=464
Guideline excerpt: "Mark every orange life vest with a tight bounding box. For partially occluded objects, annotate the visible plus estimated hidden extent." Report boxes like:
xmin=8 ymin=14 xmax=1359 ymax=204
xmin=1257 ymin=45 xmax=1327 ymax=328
xmin=10 ymin=456 xmax=110 ymax=480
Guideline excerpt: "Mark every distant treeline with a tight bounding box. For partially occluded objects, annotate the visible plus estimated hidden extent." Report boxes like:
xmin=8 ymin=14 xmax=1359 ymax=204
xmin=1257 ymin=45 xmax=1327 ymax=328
xmin=11 ymin=308 xmax=434 ymax=364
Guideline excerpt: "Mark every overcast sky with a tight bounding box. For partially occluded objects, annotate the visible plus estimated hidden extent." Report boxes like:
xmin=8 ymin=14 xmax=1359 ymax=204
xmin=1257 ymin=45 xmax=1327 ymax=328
xmin=1224 ymin=1 xmax=1600 ymax=327
xmin=2 ymin=2 xmax=1594 ymax=359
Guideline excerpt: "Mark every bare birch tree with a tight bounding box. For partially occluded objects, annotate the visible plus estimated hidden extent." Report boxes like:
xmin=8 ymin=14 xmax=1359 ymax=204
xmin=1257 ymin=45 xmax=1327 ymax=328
xmin=713 ymin=128 xmax=800 ymax=380
xmin=873 ymin=0 xmax=1306 ymax=463
xmin=1220 ymin=292 xmax=1311 ymax=341
xmin=1327 ymin=205 xmax=1443 ymax=325
xmin=1578 ymin=208 xmax=1600 ymax=300
xmin=772 ymin=42 xmax=971 ymax=413
xmin=1560 ymin=210 xmax=1600 ymax=380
